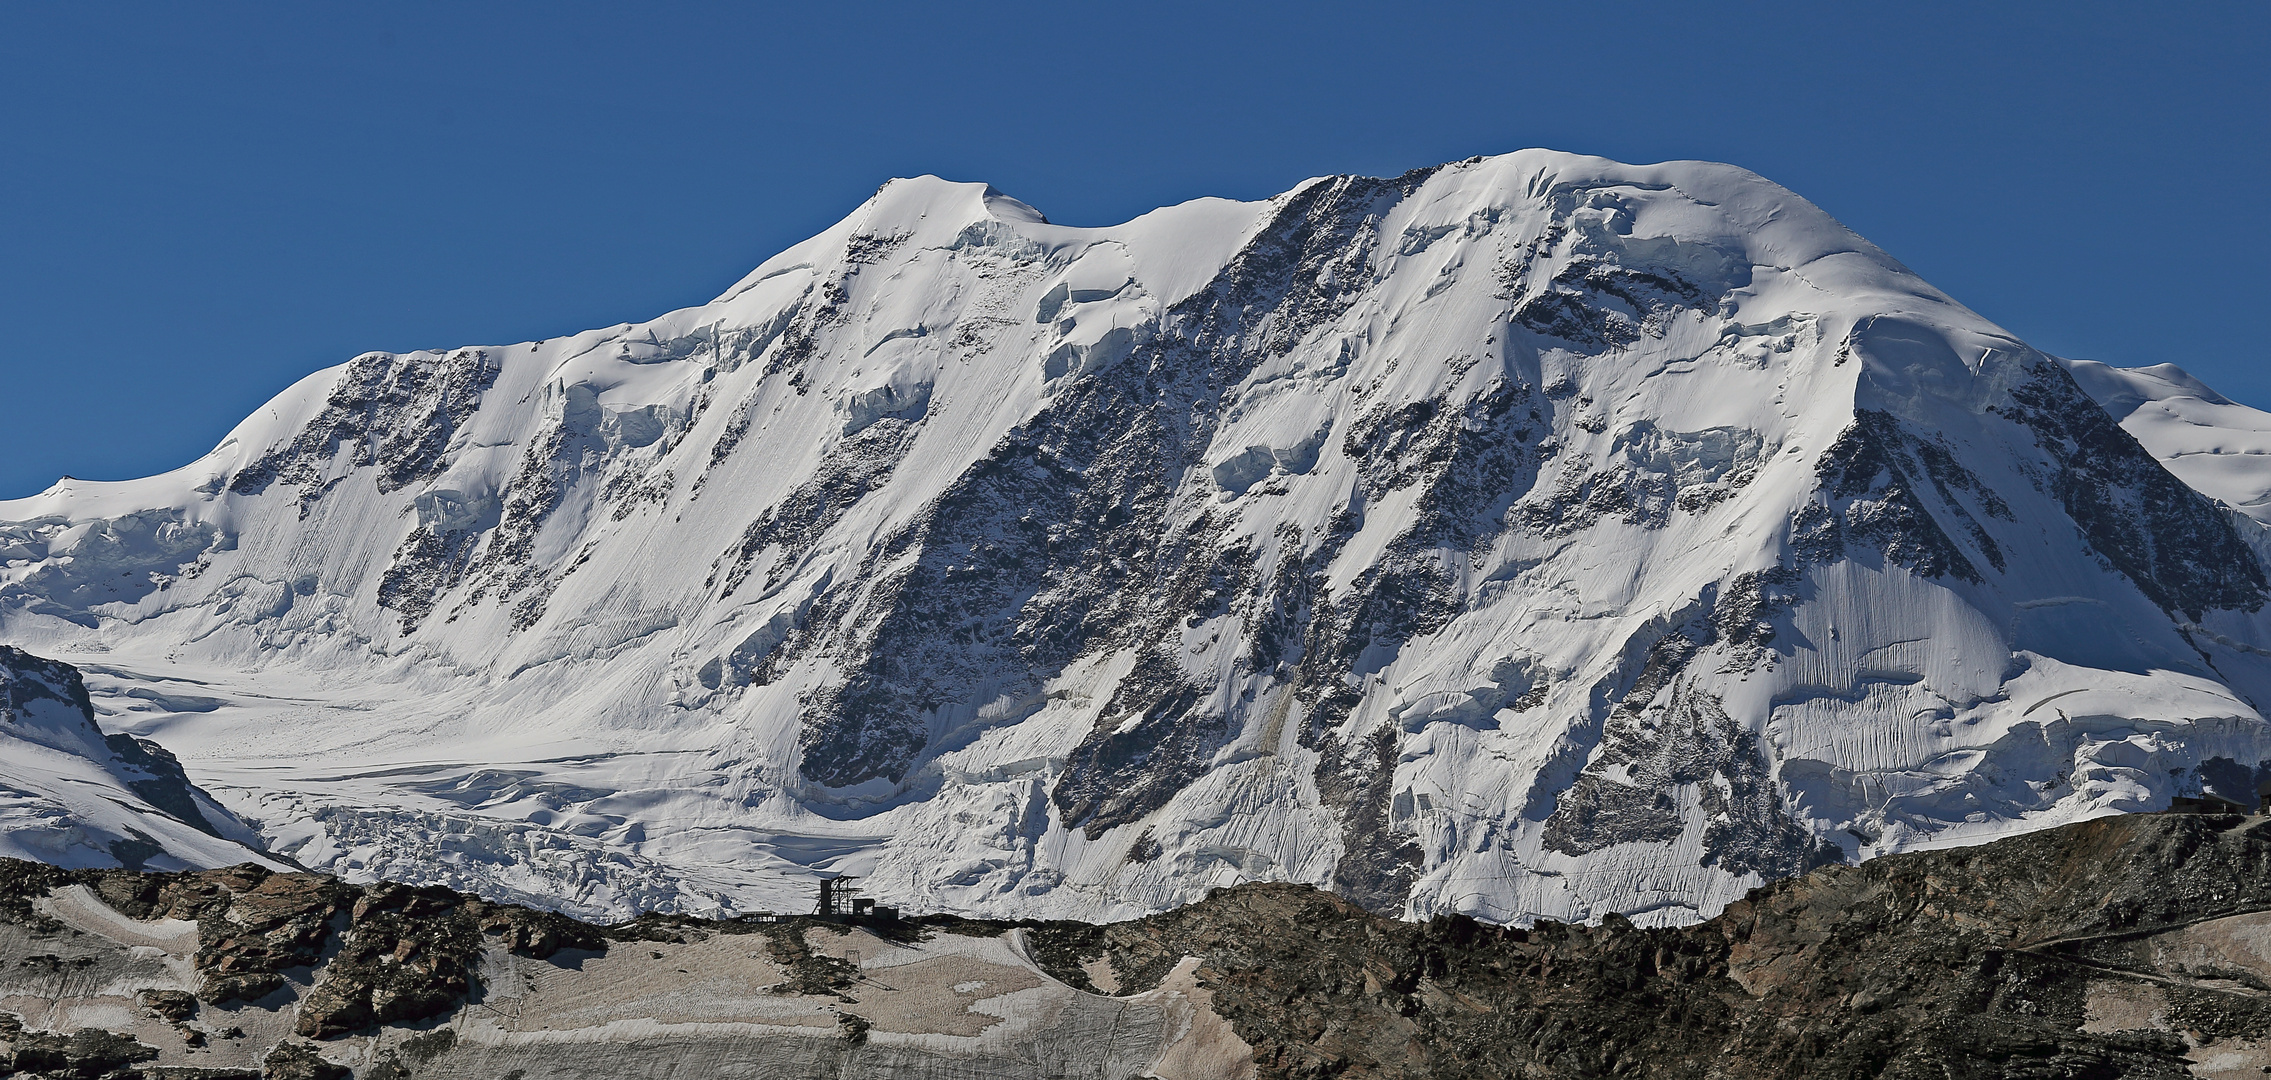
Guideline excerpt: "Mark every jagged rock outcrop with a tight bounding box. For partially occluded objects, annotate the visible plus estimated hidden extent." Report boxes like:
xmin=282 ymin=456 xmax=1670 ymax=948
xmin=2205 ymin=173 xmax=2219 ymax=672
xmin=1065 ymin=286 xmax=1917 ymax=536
xmin=1047 ymin=811 xmax=2271 ymax=1077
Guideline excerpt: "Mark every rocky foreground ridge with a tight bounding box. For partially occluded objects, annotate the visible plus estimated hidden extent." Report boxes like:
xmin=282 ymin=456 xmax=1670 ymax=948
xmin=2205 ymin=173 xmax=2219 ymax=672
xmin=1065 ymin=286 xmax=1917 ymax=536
xmin=7 ymin=811 xmax=2271 ymax=1078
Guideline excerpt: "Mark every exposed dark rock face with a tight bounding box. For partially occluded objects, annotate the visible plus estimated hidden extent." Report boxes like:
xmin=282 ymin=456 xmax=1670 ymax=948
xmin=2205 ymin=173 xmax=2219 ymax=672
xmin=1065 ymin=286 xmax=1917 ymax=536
xmin=290 ymin=883 xmax=485 ymax=1038
xmin=0 ymin=858 xmax=600 ymax=1037
xmin=374 ymin=522 xmax=486 ymax=635
xmin=711 ymin=417 xmax=923 ymax=599
xmin=1052 ymin=649 xmax=1230 ymax=836
xmin=1508 ymin=232 xmax=1739 ymax=351
xmin=1518 ymin=599 xmax=1718 ymax=826
xmin=1 ymin=644 xmax=99 ymax=731
xmin=228 ymin=349 xmax=500 ymax=502
xmin=187 ymin=870 xmax=357 ymax=1005
xmin=750 ymin=921 xmax=863 ymax=999
xmin=1319 ymin=725 xmax=1424 ymax=913
xmin=101 ymin=733 xmax=222 ymax=839
xmin=464 ymin=415 xmax=591 ymax=630
xmin=1812 ymin=409 xmax=2007 ymax=583
xmin=1516 ymin=419 xmax=1762 ymax=536
xmin=220 ymin=348 xmax=504 ymax=631
xmin=1713 ymin=565 xmax=1800 ymax=651
xmin=260 ymin=1040 xmax=349 ymax=1080
xmin=134 ymin=989 xmax=196 ymax=1023
xmin=1543 ymin=682 xmax=1838 ymax=881
xmin=0 ymin=1016 xmax=160 ymax=1079
xmin=2001 ymin=358 xmax=2267 ymax=620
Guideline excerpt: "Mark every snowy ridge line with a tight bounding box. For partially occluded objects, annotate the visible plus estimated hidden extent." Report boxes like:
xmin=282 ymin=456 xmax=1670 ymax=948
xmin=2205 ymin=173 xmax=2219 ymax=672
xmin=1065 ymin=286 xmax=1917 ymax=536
xmin=3 ymin=148 xmax=2270 ymax=928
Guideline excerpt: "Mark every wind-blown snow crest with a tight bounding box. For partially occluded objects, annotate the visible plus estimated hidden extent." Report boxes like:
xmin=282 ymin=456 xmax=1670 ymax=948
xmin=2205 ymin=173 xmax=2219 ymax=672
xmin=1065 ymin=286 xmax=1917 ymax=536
xmin=5 ymin=151 xmax=2270 ymax=926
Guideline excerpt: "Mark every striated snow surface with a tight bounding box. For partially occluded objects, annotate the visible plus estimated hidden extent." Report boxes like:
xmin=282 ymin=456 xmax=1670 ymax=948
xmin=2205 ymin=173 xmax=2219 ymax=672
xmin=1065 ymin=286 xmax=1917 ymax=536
xmin=4 ymin=150 xmax=2271 ymax=926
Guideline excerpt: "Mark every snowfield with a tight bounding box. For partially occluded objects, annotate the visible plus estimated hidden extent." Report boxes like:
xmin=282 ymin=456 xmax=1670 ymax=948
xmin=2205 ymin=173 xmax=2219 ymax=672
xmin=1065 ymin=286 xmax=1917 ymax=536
xmin=4 ymin=149 xmax=2270 ymax=927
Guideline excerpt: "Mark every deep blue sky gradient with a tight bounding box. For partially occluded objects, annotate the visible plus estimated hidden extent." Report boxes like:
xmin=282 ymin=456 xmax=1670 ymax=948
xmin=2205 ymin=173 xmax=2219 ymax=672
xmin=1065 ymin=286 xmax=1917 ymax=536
xmin=3 ymin=2 xmax=2265 ymax=499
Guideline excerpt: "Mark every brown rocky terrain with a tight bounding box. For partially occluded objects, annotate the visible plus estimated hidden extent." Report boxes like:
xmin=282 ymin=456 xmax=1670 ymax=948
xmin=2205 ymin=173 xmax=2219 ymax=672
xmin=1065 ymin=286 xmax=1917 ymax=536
xmin=7 ymin=812 xmax=2271 ymax=1077
xmin=1032 ymin=812 xmax=2271 ymax=1078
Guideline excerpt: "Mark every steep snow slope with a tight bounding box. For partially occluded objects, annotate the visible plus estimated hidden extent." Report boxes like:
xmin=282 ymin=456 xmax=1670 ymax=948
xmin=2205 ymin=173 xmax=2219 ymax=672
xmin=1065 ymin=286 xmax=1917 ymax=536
xmin=4 ymin=151 xmax=2270 ymax=926
xmin=2065 ymin=358 xmax=2271 ymax=525
xmin=0 ymin=646 xmax=271 ymax=870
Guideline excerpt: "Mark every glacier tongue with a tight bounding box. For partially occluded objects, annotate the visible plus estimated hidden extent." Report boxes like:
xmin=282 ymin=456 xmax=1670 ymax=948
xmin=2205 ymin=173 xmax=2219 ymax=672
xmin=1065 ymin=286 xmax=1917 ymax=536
xmin=4 ymin=151 xmax=2270 ymax=926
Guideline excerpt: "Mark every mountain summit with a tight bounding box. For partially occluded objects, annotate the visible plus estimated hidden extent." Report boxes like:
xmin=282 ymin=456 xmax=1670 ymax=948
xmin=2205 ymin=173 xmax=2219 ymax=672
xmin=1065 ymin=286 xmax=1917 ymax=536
xmin=5 ymin=150 xmax=2270 ymax=925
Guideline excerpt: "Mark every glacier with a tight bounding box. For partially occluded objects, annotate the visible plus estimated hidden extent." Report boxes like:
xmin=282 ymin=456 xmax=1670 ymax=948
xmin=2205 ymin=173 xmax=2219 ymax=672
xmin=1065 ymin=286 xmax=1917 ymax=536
xmin=4 ymin=149 xmax=2270 ymax=927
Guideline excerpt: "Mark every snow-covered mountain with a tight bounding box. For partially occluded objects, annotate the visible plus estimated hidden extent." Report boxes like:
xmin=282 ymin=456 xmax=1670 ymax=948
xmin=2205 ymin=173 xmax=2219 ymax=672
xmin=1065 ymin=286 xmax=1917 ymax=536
xmin=0 ymin=645 xmax=270 ymax=869
xmin=2066 ymin=358 xmax=2271 ymax=527
xmin=5 ymin=149 xmax=2270 ymax=926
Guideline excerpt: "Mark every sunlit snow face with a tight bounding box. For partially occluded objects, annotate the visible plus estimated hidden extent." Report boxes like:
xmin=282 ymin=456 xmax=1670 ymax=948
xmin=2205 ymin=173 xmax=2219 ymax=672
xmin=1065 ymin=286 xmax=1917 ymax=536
xmin=2 ymin=150 xmax=2268 ymax=928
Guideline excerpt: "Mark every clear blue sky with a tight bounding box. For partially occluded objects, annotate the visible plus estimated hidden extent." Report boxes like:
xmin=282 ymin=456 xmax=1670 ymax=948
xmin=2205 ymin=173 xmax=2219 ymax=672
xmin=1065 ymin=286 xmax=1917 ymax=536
xmin=3 ymin=2 xmax=2265 ymax=500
